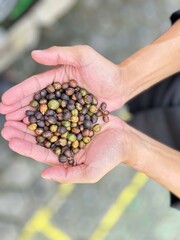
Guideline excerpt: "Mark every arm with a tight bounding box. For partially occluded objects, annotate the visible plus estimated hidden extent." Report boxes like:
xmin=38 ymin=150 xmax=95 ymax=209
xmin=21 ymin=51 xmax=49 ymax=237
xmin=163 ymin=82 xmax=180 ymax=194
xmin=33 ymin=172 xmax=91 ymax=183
xmin=119 ymin=19 xmax=180 ymax=104
xmin=125 ymin=124 xmax=180 ymax=198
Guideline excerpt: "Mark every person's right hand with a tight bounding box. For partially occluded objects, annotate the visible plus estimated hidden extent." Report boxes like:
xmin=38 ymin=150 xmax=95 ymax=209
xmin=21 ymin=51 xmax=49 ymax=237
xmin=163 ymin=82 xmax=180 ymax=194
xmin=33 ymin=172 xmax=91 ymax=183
xmin=0 ymin=45 xmax=125 ymax=118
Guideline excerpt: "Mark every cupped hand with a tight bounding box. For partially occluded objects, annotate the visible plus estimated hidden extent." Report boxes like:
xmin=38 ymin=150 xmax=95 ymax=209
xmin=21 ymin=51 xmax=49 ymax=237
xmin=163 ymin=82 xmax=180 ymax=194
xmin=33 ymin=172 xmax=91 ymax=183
xmin=1 ymin=115 xmax=129 ymax=183
xmin=0 ymin=45 xmax=124 ymax=117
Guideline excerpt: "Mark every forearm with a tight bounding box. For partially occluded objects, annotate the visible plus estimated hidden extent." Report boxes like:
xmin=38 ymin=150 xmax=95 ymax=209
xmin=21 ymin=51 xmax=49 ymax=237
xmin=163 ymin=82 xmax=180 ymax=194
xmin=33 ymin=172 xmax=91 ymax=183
xmin=119 ymin=20 xmax=180 ymax=104
xmin=125 ymin=124 xmax=180 ymax=197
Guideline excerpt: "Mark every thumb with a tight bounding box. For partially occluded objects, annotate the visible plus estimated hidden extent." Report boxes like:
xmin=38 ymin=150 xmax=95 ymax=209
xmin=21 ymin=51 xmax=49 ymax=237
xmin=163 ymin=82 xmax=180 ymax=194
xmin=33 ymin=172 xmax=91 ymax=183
xmin=31 ymin=45 xmax=92 ymax=66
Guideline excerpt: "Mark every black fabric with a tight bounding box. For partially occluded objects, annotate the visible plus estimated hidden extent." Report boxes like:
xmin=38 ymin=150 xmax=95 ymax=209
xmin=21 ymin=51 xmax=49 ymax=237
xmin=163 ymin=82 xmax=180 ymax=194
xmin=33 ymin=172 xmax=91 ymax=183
xmin=127 ymin=10 xmax=180 ymax=210
xmin=170 ymin=10 xmax=180 ymax=24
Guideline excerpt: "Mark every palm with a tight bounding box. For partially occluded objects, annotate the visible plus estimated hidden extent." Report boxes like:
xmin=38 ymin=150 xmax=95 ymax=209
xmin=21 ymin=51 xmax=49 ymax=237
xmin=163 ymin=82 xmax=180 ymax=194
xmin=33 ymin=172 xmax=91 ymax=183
xmin=1 ymin=115 xmax=126 ymax=183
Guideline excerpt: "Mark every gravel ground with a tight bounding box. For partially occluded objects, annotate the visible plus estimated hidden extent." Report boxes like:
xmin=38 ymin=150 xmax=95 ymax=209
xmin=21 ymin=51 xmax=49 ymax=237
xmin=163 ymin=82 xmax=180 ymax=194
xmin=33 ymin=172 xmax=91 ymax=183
xmin=0 ymin=0 xmax=180 ymax=240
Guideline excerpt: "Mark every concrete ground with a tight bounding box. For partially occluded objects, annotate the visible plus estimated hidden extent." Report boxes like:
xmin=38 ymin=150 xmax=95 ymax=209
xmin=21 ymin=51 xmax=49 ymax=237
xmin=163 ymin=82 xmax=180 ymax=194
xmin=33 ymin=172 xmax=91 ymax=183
xmin=0 ymin=0 xmax=180 ymax=240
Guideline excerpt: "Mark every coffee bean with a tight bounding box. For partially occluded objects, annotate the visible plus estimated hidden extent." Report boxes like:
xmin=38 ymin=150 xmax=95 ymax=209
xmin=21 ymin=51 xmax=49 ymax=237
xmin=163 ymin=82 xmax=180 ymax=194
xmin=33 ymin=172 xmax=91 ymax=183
xmin=26 ymin=110 xmax=35 ymax=116
xmin=34 ymin=93 xmax=41 ymax=101
xmin=100 ymin=102 xmax=107 ymax=111
xmin=84 ymin=120 xmax=92 ymax=130
xmin=46 ymin=84 xmax=55 ymax=93
xmin=62 ymin=82 xmax=69 ymax=89
xmin=35 ymin=112 xmax=43 ymax=120
xmin=63 ymin=111 xmax=71 ymax=120
xmin=69 ymin=79 xmax=77 ymax=88
xmin=37 ymin=121 xmax=45 ymax=128
xmin=59 ymin=154 xmax=68 ymax=163
xmin=42 ymin=131 xmax=53 ymax=139
xmin=40 ymin=89 xmax=47 ymax=98
xmin=91 ymin=114 xmax=98 ymax=124
xmin=29 ymin=115 xmax=37 ymax=123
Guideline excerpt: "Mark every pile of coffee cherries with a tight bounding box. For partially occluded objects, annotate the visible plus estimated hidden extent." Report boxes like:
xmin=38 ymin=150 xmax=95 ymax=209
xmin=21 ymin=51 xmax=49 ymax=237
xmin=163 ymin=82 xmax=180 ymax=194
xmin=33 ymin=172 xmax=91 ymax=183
xmin=26 ymin=80 xmax=109 ymax=165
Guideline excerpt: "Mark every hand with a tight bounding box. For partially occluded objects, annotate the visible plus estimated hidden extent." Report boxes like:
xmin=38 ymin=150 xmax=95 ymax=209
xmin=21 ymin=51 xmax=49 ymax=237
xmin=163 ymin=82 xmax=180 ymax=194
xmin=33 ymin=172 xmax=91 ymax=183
xmin=0 ymin=45 xmax=124 ymax=118
xmin=1 ymin=116 xmax=128 ymax=183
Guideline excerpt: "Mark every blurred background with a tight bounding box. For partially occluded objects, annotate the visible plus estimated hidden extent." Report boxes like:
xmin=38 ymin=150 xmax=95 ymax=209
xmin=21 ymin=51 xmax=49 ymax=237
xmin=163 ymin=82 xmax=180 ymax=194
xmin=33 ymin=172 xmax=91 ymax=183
xmin=0 ymin=0 xmax=180 ymax=240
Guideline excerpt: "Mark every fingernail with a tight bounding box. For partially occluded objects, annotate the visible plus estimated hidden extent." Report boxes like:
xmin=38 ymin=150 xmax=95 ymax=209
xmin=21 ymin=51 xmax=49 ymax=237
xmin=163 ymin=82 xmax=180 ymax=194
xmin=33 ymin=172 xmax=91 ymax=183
xmin=41 ymin=175 xmax=51 ymax=180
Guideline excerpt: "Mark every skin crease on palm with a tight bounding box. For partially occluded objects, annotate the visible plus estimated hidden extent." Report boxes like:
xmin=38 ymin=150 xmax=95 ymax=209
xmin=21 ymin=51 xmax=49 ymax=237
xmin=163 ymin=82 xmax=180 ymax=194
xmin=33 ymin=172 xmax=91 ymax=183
xmin=0 ymin=46 xmax=129 ymax=183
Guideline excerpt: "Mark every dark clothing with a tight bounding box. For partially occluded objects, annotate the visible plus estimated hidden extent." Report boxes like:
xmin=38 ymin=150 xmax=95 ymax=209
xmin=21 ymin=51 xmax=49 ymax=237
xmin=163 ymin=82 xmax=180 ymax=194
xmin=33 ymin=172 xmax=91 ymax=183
xmin=128 ymin=10 xmax=180 ymax=210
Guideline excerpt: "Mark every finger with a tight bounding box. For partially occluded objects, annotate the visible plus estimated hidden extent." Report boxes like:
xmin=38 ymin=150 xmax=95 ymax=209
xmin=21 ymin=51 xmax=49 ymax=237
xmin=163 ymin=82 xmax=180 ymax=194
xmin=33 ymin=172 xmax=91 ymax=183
xmin=1 ymin=126 xmax=36 ymax=143
xmin=6 ymin=106 xmax=31 ymax=121
xmin=9 ymin=138 xmax=59 ymax=166
xmin=41 ymin=164 xmax=92 ymax=183
xmin=0 ymin=95 xmax=33 ymax=115
xmin=31 ymin=45 xmax=91 ymax=66
xmin=1 ymin=68 xmax=59 ymax=106
xmin=4 ymin=121 xmax=35 ymax=136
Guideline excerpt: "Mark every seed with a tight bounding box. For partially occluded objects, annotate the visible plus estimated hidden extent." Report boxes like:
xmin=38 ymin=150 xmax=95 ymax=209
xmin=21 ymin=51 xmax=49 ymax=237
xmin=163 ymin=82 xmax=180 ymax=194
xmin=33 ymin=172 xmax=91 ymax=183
xmin=73 ymin=148 xmax=80 ymax=154
xmin=61 ymin=93 xmax=69 ymax=101
xmin=100 ymin=102 xmax=107 ymax=111
xmin=47 ymin=116 xmax=57 ymax=124
xmin=71 ymin=116 xmax=79 ymax=123
xmin=59 ymin=154 xmax=68 ymax=163
xmin=50 ymin=125 xmax=58 ymax=133
xmin=57 ymin=113 xmax=63 ymax=121
xmin=63 ymin=111 xmax=71 ymax=120
xmin=55 ymin=132 xmax=61 ymax=137
xmin=46 ymin=84 xmax=55 ymax=93
xmin=103 ymin=115 xmax=109 ymax=123
xmin=53 ymin=82 xmax=61 ymax=90
xmin=54 ymin=147 xmax=62 ymax=156
xmin=68 ymin=159 xmax=74 ymax=165
xmin=34 ymin=93 xmax=41 ymax=101
xmin=92 ymin=97 xmax=98 ymax=105
xmin=64 ymin=149 xmax=73 ymax=158
xmin=88 ymin=111 xmax=94 ymax=116
xmin=46 ymin=93 xmax=56 ymax=100
xmin=81 ymin=107 xmax=88 ymax=115
xmin=62 ymin=82 xmax=69 ymax=89
xmin=91 ymin=114 xmax=98 ymax=124
xmin=79 ymin=141 xmax=86 ymax=149
xmin=77 ymin=133 xmax=83 ymax=141
xmin=55 ymin=140 xmax=60 ymax=146
xmin=74 ymin=86 xmax=80 ymax=92
xmin=42 ymin=131 xmax=53 ymax=139
xmin=51 ymin=143 xmax=56 ymax=149
xmin=45 ymin=109 xmax=56 ymax=116
xmin=40 ymin=89 xmax=47 ymax=98
xmin=58 ymin=126 xmax=67 ymax=134
xmin=71 ymin=109 xmax=78 ymax=116
xmin=68 ymin=133 xmax=76 ymax=142
xmin=71 ymin=122 xmax=77 ymax=128
xmin=55 ymin=90 xmax=61 ymax=98
xmin=76 ymin=102 xmax=82 ymax=111
xmin=80 ymin=125 xmax=84 ymax=131
xmin=61 ymin=100 xmax=67 ymax=108
xmin=79 ymin=114 xmax=85 ymax=122
xmin=97 ymin=110 xmax=103 ymax=117
xmin=78 ymin=98 xmax=85 ymax=105
xmin=30 ymin=100 xmax=39 ymax=108
xmin=89 ymin=105 xmax=98 ymax=113
xmin=84 ymin=120 xmax=92 ymax=130
xmin=76 ymin=92 xmax=82 ymax=100
xmin=82 ymin=129 xmax=90 ymax=137
xmin=66 ymin=88 xmax=74 ymax=96
xmin=69 ymin=79 xmax=77 ymax=88
xmin=50 ymin=136 xmax=58 ymax=143
xmin=35 ymin=128 xmax=44 ymax=135
xmin=56 ymin=107 xmax=63 ymax=113
xmin=72 ymin=127 xmax=80 ymax=134
xmin=48 ymin=100 xmax=60 ymax=110
xmin=39 ymin=98 xmax=47 ymax=104
xmin=36 ymin=136 xmax=45 ymax=143
xmin=85 ymin=115 xmax=91 ymax=120
xmin=67 ymin=104 xmax=75 ymax=111
xmin=89 ymin=131 xmax=94 ymax=137
xmin=62 ymin=120 xmax=71 ymax=128
xmin=26 ymin=110 xmax=35 ymax=116
xmin=71 ymin=94 xmax=77 ymax=101
xmin=35 ymin=112 xmax=43 ymax=120
xmin=93 ymin=124 xmax=101 ymax=132
xmin=44 ymin=141 xmax=51 ymax=148
xmin=45 ymin=121 xmax=50 ymax=127
xmin=59 ymin=138 xmax=67 ymax=146
xmin=80 ymin=88 xmax=87 ymax=96
xmin=61 ymin=132 xmax=69 ymax=138
xmin=84 ymin=95 xmax=92 ymax=104
xmin=83 ymin=137 xmax=91 ymax=143
xmin=104 ymin=110 xmax=109 ymax=115
xmin=39 ymin=104 xmax=48 ymax=115
xmin=28 ymin=123 xmax=37 ymax=131
xmin=29 ymin=115 xmax=37 ymax=123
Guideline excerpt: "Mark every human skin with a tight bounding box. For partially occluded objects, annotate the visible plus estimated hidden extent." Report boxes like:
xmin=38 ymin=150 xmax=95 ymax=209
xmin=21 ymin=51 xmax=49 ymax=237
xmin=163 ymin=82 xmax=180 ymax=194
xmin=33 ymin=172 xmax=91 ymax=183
xmin=0 ymin=20 xmax=180 ymax=197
